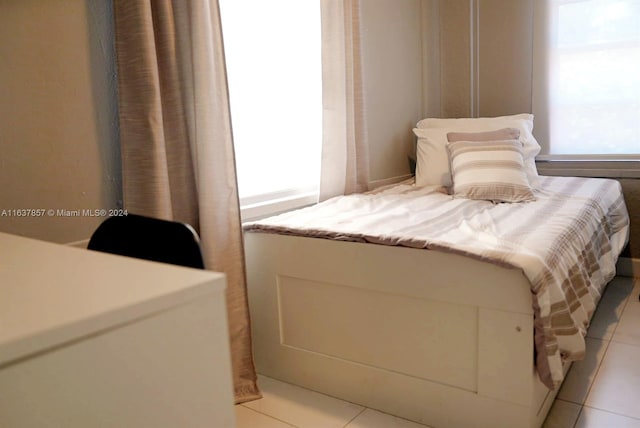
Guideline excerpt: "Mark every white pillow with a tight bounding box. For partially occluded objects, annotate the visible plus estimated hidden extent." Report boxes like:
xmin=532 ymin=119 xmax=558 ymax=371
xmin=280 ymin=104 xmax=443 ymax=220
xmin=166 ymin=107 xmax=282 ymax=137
xmin=414 ymin=114 xmax=541 ymax=188
xmin=414 ymin=128 xmax=455 ymax=188
xmin=447 ymin=139 xmax=535 ymax=203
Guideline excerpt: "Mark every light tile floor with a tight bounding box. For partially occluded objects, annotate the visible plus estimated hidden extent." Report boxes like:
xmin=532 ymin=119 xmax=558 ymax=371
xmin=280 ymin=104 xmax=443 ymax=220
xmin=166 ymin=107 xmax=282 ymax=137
xmin=236 ymin=276 xmax=640 ymax=428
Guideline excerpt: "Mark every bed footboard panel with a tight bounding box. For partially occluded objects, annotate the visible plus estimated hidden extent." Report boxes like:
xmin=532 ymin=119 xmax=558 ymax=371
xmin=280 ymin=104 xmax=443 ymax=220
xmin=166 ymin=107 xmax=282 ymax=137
xmin=245 ymin=233 xmax=558 ymax=428
xmin=278 ymin=275 xmax=479 ymax=392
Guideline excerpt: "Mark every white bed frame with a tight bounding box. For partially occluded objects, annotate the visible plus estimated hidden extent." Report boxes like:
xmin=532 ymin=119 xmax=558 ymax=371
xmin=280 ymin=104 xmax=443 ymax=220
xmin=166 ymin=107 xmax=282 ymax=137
xmin=244 ymin=232 xmax=570 ymax=428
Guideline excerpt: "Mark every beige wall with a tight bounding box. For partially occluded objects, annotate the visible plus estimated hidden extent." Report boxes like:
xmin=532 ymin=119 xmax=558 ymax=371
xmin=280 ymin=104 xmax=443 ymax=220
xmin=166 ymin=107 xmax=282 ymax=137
xmin=428 ymin=0 xmax=535 ymax=118
xmin=438 ymin=0 xmax=472 ymax=118
xmin=360 ymin=0 xmax=425 ymax=182
xmin=478 ymin=0 xmax=533 ymax=117
xmin=0 ymin=0 xmax=121 ymax=244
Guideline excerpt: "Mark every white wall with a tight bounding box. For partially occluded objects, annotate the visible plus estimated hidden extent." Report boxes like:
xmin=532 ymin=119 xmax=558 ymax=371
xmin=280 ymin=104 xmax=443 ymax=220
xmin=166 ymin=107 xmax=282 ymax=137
xmin=0 ymin=0 xmax=121 ymax=244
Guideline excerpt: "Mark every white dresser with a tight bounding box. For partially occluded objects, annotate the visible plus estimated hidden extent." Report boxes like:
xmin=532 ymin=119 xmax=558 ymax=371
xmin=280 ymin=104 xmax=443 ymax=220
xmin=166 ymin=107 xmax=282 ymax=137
xmin=0 ymin=232 xmax=235 ymax=427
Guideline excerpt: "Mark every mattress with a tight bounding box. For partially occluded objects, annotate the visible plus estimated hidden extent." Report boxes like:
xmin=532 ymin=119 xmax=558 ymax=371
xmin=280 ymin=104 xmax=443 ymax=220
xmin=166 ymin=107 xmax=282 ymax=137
xmin=244 ymin=176 xmax=630 ymax=388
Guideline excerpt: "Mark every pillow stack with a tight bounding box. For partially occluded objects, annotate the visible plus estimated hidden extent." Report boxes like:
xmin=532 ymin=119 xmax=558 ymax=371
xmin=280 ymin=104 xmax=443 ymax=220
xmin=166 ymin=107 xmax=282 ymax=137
xmin=413 ymin=114 xmax=541 ymax=203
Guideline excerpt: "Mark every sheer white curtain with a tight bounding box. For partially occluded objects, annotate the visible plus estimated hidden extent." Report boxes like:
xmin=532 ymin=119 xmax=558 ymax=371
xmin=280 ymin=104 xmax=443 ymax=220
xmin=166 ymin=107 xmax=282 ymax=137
xmin=533 ymin=0 xmax=640 ymax=158
xmin=320 ymin=0 xmax=369 ymax=201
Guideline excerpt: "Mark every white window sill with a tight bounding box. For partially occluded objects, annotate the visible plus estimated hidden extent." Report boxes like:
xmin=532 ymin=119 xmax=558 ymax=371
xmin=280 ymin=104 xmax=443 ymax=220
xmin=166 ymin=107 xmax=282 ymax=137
xmin=535 ymin=159 xmax=640 ymax=179
xmin=240 ymin=191 xmax=318 ymax=223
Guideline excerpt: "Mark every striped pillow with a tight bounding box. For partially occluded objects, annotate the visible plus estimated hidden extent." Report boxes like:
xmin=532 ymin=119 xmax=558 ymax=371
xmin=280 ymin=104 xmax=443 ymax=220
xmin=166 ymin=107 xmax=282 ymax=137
xmin=446 ymin=127 xmax=521 ymax=144
xmin=447 ymin=139 xmax=535 ymax=203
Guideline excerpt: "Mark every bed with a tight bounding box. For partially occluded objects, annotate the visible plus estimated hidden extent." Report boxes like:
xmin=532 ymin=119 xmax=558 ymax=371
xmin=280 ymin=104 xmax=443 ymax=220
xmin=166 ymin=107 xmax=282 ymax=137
xmin=243 ymin=115 xmax=630 ymax=428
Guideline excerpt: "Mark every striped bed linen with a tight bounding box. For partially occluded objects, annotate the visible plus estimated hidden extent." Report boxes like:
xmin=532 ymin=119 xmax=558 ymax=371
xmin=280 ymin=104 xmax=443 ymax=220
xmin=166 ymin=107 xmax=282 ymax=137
xmin=244 ymin=176 xmax=630 ymax=389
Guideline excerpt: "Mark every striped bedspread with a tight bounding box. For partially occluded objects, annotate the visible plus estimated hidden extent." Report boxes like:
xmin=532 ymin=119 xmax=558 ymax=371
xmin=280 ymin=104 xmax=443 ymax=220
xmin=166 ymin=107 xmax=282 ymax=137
xmin=244 ymin=176 xmax=630 ymax=389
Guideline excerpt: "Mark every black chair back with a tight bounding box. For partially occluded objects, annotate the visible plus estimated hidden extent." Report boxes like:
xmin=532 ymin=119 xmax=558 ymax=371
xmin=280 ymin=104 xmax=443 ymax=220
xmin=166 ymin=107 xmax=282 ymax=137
xmin=88 ymin=214 xmax=205 ymax=269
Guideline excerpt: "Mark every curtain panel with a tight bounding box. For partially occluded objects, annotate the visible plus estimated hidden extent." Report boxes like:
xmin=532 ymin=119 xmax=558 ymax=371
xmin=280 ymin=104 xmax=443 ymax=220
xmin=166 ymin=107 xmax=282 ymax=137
xmin=320 ymin=0 xmax=369 ymax=201
xmin=112 ymin=0 xmax=260 ymax=403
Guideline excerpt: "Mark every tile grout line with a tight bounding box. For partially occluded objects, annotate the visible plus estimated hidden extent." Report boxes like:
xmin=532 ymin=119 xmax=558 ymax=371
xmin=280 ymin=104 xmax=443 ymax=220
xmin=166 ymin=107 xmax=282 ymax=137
xmin=239 ymin=405 xmax=299 ymax=428
xmin=579 ymin=336 xmax=612 ymax=407
xmin=571 ymin=404 xmax=585 ymax=428
xmin=561 ymin=276 xmax=634 ymax=426
xmin=579 ymin=405 xmax=640 ymax=422
xmin=573 ymin=277 xmax=638 ymax=425
xmin=569 ymin=333 xmax=614 ymax=427
xmin=342 ymin=407 xmax=367 ymax=428
xmin=604 ymin=279 xmax=640 ymax=348
xmin=578 ymin=278 xmax=632 ymax=407
xmin=554 ymin=336 xmax=610 ymax=408
xmin=586 ymin=277 xmax=634 ymax=343
xmin=606 ymin=278 xmax=636 ymax=342
xmin=561 ymin=280 xmax=622 ymax=407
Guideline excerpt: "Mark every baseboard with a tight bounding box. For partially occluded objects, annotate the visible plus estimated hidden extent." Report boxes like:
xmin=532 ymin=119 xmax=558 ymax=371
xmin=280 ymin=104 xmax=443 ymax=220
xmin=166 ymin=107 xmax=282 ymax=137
xmin=616 ymin=257 xmax=640 ymax=278
xmin=66 ymin=238 xmax=90 ymax=249
xmin=368 ymin=174 xmax=414 ymax=190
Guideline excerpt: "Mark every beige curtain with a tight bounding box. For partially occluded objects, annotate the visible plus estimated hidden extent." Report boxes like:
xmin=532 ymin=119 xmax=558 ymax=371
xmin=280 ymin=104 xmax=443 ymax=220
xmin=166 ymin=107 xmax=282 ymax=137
xmin=112 ymin=0 xmax=260 ymax=403
xmin=320 ymin=0 xmax=369 ymax=201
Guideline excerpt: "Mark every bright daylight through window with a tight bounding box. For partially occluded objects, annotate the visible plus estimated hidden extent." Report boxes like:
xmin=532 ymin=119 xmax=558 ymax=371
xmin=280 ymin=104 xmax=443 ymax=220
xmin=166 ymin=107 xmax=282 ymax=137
xmin=219 ymin=0 xmax=323 ymax=219
xmin=538 ymin=0 xmax=640 ymax=157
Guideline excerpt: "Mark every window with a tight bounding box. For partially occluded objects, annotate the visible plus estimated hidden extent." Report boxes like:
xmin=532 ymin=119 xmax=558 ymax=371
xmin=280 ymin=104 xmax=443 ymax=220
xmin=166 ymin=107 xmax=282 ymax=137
xmin=219 ymin=0 xmax=323 ymax=219
xmin=533 ymin=0 xmax=640 ymax=158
